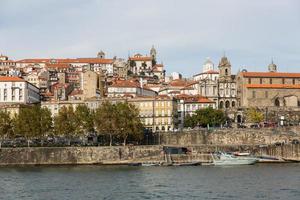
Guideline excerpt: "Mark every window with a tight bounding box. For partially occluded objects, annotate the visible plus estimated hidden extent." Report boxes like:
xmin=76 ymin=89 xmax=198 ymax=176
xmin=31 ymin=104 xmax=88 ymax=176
xmin=252 ymin=91 xmax=256 ymax=98
xmin=225 ymin=68 xmax=228 ymax=76
xmin=265 ymin=91 xmax=268 ymax=98
xmin=282 ymin=78 xmax=285 ymax=84
xmin=293 ymin=79 xmax=296 ymax=85
xmin=260 ymin=78 xmax=263 ymax=84
xmin=270 ymin=78 xmax=272 ymax=84
xmin=248 ymin=78 xmax=251 ymax=84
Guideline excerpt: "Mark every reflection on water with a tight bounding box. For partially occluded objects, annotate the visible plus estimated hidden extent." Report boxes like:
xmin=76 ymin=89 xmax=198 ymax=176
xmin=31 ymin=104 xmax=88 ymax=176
xmin=0 ymin=164 xmax=300 ymax=200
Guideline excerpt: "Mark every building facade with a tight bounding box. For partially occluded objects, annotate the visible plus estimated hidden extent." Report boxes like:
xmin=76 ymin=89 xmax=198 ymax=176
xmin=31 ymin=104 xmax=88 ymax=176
xmin=0 ymin=76 xmax=40 ymax=104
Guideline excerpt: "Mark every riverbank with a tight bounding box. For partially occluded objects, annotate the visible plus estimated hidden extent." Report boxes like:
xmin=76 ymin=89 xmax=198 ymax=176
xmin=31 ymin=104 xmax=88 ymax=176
xmin=0 ymin=144 xmax=299 ymax=166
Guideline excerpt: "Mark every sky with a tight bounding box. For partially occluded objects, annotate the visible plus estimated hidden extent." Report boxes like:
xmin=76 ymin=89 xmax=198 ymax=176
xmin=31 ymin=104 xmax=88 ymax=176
xmin=1 ymin=0 xmax=300 ymax=77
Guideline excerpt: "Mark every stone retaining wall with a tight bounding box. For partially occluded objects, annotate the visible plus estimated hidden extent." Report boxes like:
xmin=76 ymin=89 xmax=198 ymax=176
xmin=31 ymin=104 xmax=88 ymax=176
xmin=160 ymin=128 xmax=300 ymax=146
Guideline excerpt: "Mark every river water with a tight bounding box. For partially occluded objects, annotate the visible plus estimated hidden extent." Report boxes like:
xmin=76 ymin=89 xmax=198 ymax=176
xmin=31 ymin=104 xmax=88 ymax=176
xmin=0 ymin=164 xmax=299 ymax=200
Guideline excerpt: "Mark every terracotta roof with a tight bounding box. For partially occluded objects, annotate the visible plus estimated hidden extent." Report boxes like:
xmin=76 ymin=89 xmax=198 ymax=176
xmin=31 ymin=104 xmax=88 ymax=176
xmin=185 ymin=96 xmax=214 ymax=103
xmin=169 ymin=79 xmax=194 ymax=87
xmin=69 ymin=89 xmax=83 ymax=96
xmin=129 ymin=56 xmax=152 ymax=61
xmin=17 ymin=58 xmax=114 ymax=64
xmin=241 ymin=72 xmax=300 ymax=78
xmin=245 ymin=84 xmax=300 ymax=89
xmin=46 ymin=63 xmax=70 ymax=69
xmin=176 ymin=94 xmax=192 ymax=99
xmin=0 ymin=76 xmax=25 ymax=82
xmin=42 ymin=92 xmax=54 ymax=97
xmin=111 ymin=80 xmax=140 ymax=88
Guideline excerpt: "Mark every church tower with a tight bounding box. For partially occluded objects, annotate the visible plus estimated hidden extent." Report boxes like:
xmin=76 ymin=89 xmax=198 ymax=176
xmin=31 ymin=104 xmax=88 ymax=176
xmin=97 ymin=51 xmax=105 ymax=59
xmin=218 ymin=55 xmax=231 ymax=80
xmin=150 ymin=45 xmax=157 ymax=60
xmin=268 ymin=60 xmax=277 ymax=72
xmin=203 ymin=57 xmax=214 ymax=73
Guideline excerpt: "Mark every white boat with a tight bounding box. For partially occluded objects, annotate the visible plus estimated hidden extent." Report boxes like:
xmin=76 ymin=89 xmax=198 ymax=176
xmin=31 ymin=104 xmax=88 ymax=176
xmin=212 ymin=152 xmax=258 ymax=166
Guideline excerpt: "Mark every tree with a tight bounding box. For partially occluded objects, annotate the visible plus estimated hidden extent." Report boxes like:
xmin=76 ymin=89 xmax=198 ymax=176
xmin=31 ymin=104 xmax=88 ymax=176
xmin=54 ymin=106 xmax=77 ymax=139
xmin=115 ymin=102 xmax=143 ymax=146
xmin=245 ymin=107 xmax=264 ymax=123
xmin=184 ymin=114 xmax=197 ymax=128
xmin=12 ymin=105 xmax=53 ymax=146
xmin=94 ymin=101 xmax=118 ymax=146
xmin=195 ymin=107 xmax=226 ymax=127
xmin=183 ymin=107 xmax=226 ymax=128
xmin=74 ymin=104 xmax=94 ymax=136
xmin=40 ymin=107 xmax=53 ymax=138
xmin=0 ymin=111 xmax=13 ymax=148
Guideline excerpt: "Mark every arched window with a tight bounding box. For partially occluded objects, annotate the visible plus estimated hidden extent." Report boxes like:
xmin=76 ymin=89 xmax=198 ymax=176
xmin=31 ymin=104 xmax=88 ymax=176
xmin=162 ymin=126 xmax=165 ymax=131
xmin=225 ymin=100 xmax=230 ymax=108
xmin=232 ymin=101 xmax=236 ymax=107
xmin=237 ymin=115 xmax=242 ymax=123
xmin=219 ymin=101 xmax=224 ymax=109
xmin=225 ymin=68 xmax=228 ymax=76
xmin=275 ymin=98 xmax=280 ymax=107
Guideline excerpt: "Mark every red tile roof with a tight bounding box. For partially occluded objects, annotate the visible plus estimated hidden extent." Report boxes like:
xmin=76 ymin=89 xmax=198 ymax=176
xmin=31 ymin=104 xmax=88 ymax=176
xmin=17 ymin=58 xmax=114 ymax=64
xmin=245 ymin=84 xmax=300 ymax=89
xmin=241 ymin=72 xmax=300 ymax=78
xmin=129 ymin=56 xmax=152 ymax=61
xmin=176 ymin=94 xmax=214 ymax=103
xmin=46 ymin=63 xmax=70 ymax=69
xmin=0 ymin=76 xmax=25 ymax=82
xmin=168 ymin=79 xmax=194 ymax=87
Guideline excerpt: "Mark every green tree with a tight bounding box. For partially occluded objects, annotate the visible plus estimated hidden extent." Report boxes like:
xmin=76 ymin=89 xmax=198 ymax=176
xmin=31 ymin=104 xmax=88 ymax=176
xmin=74 ymin=104 xmax=94 ymax=136
xmin=0 ymin=111 xmax=13 ymax=148
xmin=195 ymin=107 xmax=226 ymax=127
xmin=246 ymin=107 xmax=264 ymax=123
xmin=115 ymin=102 xmax=143 ymax=146
xmin=94 ymin=101 xmax=118 ymax=146
xmin=184 ymin=114 xmax=197 ymax=128
xmin=54 ymin=106 xmax=77 ymax=139
xmin=13 ymin=105 xmax=52 ymax=146
xmin=184 ymin=107 xmax=226 ymax=128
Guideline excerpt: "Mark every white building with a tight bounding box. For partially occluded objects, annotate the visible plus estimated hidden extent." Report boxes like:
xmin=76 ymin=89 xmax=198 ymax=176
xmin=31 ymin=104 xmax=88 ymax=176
xmin=0 ymin=76 xmax=40 ymax=104
xmin=107 ymin=79 xmax=157 ymax=98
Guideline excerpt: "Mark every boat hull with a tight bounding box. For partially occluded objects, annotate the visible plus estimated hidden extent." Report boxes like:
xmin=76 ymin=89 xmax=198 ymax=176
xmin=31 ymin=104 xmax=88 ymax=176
xmin=214 ymin=159 xmax=257 ymax=166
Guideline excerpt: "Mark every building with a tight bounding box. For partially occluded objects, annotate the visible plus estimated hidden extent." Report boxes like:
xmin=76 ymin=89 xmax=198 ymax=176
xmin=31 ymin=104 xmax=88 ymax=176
xmin=159 ymin=79 xmax=195 ymax=96
xmin=176 ymin=94 xmax=216 ymax=128
xmin=107 ymin=79 xmax=157 ymax=98
xmin=237 ymin=62 xmax=300 ymax=109
xmin=217 ymin=56 xmax=237 ymax=109
xmin=0 ymin=76 xmax=40 ymax=104
xmin=128 ymin=95 xmax=178 ymax=132
xmin=81 ymin=70 xmax=101 ymax=100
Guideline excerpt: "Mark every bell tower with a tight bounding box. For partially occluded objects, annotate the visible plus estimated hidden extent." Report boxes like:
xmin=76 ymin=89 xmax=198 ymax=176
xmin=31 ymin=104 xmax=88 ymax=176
xmin=218 ymin=55 xmax=231 ymax=80
xmin=150 ymin=45 xmax=157 ymax=60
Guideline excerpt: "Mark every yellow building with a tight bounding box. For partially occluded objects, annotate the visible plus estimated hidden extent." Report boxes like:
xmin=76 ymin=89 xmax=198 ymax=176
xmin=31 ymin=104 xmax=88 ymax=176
xmin=128 ymin=95 xmax=178 ymax=132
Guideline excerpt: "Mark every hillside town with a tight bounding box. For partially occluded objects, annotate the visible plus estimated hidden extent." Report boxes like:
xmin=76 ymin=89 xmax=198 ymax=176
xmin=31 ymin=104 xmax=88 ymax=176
xmin=1 ymin=46 xmax=300 ymax=132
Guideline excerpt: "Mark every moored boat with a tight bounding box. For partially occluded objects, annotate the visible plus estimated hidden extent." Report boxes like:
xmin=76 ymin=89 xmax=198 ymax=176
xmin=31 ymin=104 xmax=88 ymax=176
xmin=212 ymin=152 xmax=258 ymax=166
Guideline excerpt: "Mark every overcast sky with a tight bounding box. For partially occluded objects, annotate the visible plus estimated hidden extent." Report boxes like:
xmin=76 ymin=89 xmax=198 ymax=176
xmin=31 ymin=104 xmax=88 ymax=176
xmin=1 ymin=0 xmax=300 ymax=76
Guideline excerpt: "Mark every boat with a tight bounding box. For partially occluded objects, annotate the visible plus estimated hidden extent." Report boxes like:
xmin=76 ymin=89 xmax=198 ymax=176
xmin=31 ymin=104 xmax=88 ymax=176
xmin=256 ymin=155 xmax=285 ymax=163
xmin=211 ymin=152 xmax=258 ymax=166
xmin=172 ymin=161 xmax=201 ymax=166
xmin=141 ymin=162 xmax=160 ymax=166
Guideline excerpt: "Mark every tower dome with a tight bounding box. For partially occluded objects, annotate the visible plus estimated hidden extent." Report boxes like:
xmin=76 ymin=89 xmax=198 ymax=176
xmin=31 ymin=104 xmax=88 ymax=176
xmin=203 ymin=57 xmax=214 ymax=73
